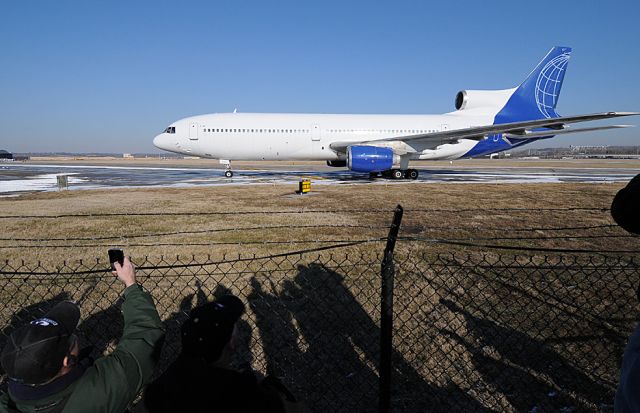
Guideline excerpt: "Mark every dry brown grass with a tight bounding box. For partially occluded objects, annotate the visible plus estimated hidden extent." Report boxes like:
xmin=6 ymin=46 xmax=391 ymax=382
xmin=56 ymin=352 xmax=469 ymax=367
xmin=1 ymin=181 xmax=638 ymax=411
xmin=0 ymin=181 xmax=637 ymax=266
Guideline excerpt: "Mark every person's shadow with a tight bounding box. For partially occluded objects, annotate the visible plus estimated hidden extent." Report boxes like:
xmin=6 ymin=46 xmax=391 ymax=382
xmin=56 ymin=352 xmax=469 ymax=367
xmin=151 ymin=280 xmax=254 ymax=374
xmin=211 ymin=283 xmax=254 ymax=371
xmin=249 ymin=263 xmax=484 ymax=412
xmin=440 ymin=298 xmax=612 ymax=411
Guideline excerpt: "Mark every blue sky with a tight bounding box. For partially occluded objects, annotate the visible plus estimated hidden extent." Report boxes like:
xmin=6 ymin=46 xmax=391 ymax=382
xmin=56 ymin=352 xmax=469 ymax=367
xmin=0 ymin=0 xmax=638 ymax=153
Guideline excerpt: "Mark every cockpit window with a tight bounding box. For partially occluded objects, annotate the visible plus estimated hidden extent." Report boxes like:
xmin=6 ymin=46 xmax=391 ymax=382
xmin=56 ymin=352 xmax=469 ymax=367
xmin=164 ymin=126 xmax=176 ymax=134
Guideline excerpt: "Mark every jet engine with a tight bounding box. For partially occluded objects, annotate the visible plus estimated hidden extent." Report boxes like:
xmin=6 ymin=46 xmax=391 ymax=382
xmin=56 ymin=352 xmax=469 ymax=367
xmin=347 ymin=146 xmax=397 ymax=173
xmin=455 ymin=89 xmax=515 ymax=111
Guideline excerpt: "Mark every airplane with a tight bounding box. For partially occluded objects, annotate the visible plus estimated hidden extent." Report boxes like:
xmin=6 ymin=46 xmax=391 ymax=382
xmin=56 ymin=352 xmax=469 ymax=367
xmin=153 ymin=46 xmax=638 ymax=179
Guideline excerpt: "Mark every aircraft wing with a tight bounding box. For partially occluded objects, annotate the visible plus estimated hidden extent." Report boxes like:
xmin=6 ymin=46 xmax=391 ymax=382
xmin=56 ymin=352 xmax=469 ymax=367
xmin=329 ymin=111 xmax=639 ymax=153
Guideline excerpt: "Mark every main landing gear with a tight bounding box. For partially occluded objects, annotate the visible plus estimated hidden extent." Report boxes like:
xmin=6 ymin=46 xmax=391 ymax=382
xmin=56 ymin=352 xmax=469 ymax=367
xmin=376 ymin=169 xmax=419 ymax=180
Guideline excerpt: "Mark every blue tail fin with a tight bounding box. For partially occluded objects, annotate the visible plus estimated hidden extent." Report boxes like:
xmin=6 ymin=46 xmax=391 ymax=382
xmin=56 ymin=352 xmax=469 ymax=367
xmin=494 ymin=46 xmax=572 ymax=124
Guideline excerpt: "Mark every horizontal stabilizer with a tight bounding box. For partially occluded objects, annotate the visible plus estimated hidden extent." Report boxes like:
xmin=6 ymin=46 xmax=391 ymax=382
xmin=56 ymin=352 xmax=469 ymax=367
xmin=504 ymin=124 xmax=634 ymax=140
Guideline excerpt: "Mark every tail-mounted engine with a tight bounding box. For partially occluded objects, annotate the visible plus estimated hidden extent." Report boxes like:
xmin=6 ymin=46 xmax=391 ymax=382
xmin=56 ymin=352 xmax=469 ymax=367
xmin=455 ymin=89 xmax=515 ymax=111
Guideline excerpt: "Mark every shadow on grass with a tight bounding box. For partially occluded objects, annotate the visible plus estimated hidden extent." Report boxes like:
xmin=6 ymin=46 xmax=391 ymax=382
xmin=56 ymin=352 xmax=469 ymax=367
xmin=248 ymin=263 xmax=484 ymax=412
xmin=440 ymin=298 xmax=612 ymax=412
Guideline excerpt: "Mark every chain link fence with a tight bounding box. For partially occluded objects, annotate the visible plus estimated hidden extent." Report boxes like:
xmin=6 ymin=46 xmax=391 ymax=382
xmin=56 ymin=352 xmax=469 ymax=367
xmin=0 ymin=217 xmax=639 ymax=411
xmin=0 ymin=252 xmax=385 ymax=412
xmin=392 ymin=251 xmax=639 ymax=412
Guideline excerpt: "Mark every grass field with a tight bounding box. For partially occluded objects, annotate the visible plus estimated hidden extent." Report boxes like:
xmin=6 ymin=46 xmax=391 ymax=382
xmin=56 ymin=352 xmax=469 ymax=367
xmin=1 ymin=180 xmax=638 ymax=265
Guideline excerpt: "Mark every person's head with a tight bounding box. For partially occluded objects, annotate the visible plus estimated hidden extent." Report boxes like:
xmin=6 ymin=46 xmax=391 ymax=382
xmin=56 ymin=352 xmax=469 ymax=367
xmin=181 ymin=295 xmax=245 ymax=365
xmin=611 ymin=174 xmax=640 ymax=235
xmin=1 ymin=301 xmax=81 ymax=385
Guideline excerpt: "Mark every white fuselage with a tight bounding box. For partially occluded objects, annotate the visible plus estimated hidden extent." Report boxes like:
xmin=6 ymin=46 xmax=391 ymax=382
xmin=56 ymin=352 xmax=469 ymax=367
xmin=153 ymin=48 xmax=636 ymax=168
xmin=153 ymin=111 xmax=495 ymax=161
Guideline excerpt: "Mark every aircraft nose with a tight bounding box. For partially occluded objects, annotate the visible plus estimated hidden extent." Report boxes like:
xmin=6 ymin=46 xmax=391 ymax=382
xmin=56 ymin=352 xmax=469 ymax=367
xmin=153 ymin=134 xmax=169 ymax=150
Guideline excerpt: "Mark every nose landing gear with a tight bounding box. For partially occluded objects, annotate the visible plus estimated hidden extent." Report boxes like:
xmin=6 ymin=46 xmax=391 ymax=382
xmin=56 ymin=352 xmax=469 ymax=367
xmin=220 ymin=159 xmax=233 ymax=178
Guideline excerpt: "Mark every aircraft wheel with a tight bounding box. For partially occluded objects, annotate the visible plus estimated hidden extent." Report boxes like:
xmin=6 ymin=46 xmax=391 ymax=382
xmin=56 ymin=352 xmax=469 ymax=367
xmin=224 ymin=170 xmax=233 ymax=178
xmin=392 ymin=169 xmax=404 ymax=180
xmin=407 ymin=169 xmax=419 ymax=180
xmin=369 ymin=172 xmax=379 ymax=179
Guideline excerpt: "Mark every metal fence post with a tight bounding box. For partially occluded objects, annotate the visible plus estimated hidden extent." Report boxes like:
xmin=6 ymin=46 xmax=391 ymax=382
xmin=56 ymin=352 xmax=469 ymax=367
xmin=380 ymin=204 xmax=403 ymax=413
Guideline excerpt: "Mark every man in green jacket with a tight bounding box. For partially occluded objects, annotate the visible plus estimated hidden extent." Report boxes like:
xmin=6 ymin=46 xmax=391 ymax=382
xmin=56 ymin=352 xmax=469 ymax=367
xmin=0 ymin=256 xmax=165 ymax=413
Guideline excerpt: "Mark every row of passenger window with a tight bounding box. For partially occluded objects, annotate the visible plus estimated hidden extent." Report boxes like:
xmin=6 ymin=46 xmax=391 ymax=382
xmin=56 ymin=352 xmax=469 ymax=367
xmin=204 ymin=128 xmax=310 ymax=133
xmin=327 ymin=129 xmax=436 ymax=134
xmin=202 ymin=128 xmax=437 ymax=134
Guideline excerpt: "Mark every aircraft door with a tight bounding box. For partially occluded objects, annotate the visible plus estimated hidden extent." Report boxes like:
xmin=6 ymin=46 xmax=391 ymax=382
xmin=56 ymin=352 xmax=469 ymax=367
xmin=311 ymin=124 xmax=321 ymax=141
xmin=311 ymin=124 xmax=321 ymax=157
xmin=189 ymin=122 xmax=199 ymax=140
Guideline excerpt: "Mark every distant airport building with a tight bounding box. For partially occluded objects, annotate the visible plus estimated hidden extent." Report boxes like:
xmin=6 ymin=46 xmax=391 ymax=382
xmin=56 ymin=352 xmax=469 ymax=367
xmin=488 ymin=152 xmax=511 ymax=159
xmin=123 ymin=153 xmax=134 ymax=159
xmin=0 ymin=150 xmax=13 ymax=160
xmin=570 ymin=145 xmax=608 ymax=151
xmin=514 ymin=145 xmax=640 ymax=159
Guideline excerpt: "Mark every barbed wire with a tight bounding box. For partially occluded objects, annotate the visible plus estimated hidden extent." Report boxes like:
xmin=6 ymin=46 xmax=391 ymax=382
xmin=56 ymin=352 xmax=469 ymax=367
xmin=0 ymin=209 xmax=393 ymax=219
xmin=431 ymin=234 xmax=638 ymax=241
xmin=0 ymin=238 xmax=387 ymax=250
xmin=427 ymin=262 xmax=639 ymax=271
xmin=0 ymin=224 xmax=621 ymax=243
xmin=0 ymin=224 xmax=389 ymax=242
xmin=0 ymin=239 xmax=384 ymax=276
xmin=401 ymin=224 xmax=620 ymax=233
xmin=398 ymin=236 xmax=640 ymax=254
xmin=2 ymin=233 xmax=635 ymax=250
xmin=0 ymin=206 xmax=610 ymax=220
xmin=405 ymin=207 xmax=610 ymax=213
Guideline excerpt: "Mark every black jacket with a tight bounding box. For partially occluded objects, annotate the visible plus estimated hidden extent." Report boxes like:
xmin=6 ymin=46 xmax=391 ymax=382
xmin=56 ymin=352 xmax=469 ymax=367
xmin=143 ymin=355 xmax=284 ymax=413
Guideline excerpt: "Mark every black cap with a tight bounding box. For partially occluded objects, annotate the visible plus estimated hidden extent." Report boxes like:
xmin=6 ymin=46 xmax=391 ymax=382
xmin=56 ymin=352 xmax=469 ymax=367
xmin=611 ymin=174 xmax=640 ymax=235
xmin=1 ymin=301 xmax=80 ymax=385
xmin=181 ymin=295 xmax=245 ymax=362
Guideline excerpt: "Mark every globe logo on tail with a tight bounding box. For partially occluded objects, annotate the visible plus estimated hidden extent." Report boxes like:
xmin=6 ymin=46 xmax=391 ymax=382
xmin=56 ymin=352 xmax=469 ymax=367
xmin=535 ymin=52 xmax=571 ymax=118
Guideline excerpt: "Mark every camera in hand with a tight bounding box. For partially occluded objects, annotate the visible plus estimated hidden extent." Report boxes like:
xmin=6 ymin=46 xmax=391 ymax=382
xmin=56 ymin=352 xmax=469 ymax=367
xmin=108 ymin=249 xmax=124 ymax=270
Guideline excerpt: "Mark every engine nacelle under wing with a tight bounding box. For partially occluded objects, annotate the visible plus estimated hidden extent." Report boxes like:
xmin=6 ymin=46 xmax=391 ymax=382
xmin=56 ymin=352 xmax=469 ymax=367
xmin=347 ymin=145 xmax=396 ymax=173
